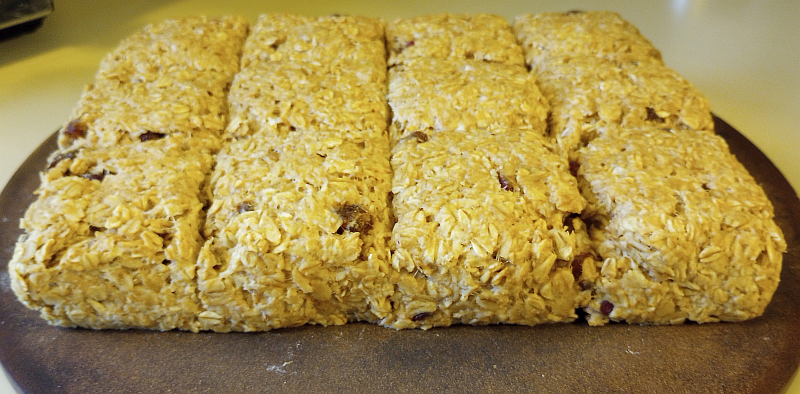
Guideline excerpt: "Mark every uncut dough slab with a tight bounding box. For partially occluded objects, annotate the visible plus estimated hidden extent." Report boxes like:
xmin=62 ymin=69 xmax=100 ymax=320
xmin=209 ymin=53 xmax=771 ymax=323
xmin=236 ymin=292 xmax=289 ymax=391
xmin=8 ymin=134 xmax=216 ymax=331
xmin=197 ymin=129 xmax=395 ymax=331
xmin=384 ymin=129 xmax=594 ymax=329
xmin=577 ymin=126 xmax=785 ymax=325
xmin=386 ymin=13 xmax=524 ymax=66
xmin=58 ymin=16 xmax=248 ymax=150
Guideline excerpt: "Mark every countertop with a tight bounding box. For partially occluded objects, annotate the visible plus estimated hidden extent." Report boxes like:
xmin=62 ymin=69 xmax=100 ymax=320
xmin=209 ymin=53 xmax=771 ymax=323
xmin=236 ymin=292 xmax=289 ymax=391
xmin=1 ymin=1 xmax=798 ymax=393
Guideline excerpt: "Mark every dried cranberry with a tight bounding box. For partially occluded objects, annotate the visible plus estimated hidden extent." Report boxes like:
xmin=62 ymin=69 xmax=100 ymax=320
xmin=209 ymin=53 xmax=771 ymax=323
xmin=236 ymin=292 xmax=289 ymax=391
xmin=498 ymin=173 xmax=514 ymax=192
xmin=600 ymin=300 xmax=614 ymax=316
xmin=139 ymin=131 xmax=166 ymax=142
xmin=335 ymin=204 xmax=372 ymax=233
xmin=406 ymin=40 xmax=415 ymax=47
xmin=63 ymin=120 xmax=87 ymax=139
xmin=411 ymin=312 xmax=432 ymax=322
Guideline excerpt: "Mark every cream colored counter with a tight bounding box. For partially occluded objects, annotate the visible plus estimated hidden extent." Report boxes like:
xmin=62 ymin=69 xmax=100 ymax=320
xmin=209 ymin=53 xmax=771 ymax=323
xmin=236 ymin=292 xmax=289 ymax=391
xmin=1 ymin=1 xmax=798 ymax=393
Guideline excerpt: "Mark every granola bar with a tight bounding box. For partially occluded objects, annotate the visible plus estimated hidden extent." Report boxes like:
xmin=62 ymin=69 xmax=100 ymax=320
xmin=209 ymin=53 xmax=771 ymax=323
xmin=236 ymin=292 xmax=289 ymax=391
xmin=536 ymin=56 xmax=713 ymax=158
xmin=576 ymin=126 xmax=785 ymax=325
xmin=384 ymin=129 xmax=593 ymax=329
xmin=197 ymin=129 xmax=395 ymax=331
xmin=513 ymin=11 xmax=663 ymax=72
xmin=9 ymin=134 xmax=216 ymax=331
xmin=58 ymin=16 xmax=248 ymax=150
xmin=239 ymin=14 xmax=386 ymax=69
xmin=387 ymin=58 xmax=548 ymax=144
xmin=386 ymin=13 xmax=524 ymax=66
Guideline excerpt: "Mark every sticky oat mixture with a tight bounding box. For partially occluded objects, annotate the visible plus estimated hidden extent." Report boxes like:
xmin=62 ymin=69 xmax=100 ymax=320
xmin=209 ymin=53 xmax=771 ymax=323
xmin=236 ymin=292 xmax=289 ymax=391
xmin=8 ymin=11 xmax=786 ymax=332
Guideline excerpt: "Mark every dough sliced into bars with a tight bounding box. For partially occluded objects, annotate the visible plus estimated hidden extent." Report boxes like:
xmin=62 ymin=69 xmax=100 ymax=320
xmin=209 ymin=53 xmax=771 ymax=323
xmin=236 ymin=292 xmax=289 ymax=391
xmin=576 ymin=126 xmax=785 ymax=325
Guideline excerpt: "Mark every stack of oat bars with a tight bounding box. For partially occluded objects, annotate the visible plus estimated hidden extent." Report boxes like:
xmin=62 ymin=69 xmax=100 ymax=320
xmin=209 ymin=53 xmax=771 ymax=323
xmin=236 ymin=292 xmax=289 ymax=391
xmin=8 ymin=11 xmax=785 ymax=332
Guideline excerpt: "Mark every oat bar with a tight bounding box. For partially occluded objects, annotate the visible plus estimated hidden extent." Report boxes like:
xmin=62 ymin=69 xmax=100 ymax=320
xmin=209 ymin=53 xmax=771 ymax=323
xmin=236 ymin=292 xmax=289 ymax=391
xmin=197 ymin=129 xmax=394 ymax=331
xmin=58 ymin=16 xmax=248 ymax=150
xmin=536 ymin=56 xmax=713 ymax=158
xmin=239 ymin=14 xmax=385 ymax=69
xmin=576 ymin=126 xmax=785 ymax=325
xmin=513 ymin=11 xmax=663 ymax=72
xmin=386 ymin=13 xmax=524 ymax=66
xmin=225 ymin=14 xmax=388 ymax=139
xmin=225 ymin=60 xmax=388 ymax=138
xmin=387 ymin=58 xmax=549 ymax=144
xmin=8 ymin=134 xmax=216 ymax=331
xmin=384 ymin=129 xmax=593 ymax=329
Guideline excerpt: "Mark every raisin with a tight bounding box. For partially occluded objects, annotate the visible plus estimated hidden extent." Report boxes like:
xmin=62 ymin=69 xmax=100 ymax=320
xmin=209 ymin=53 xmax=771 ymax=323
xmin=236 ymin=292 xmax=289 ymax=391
xmin=48 ymin=150 xmax=77 ymax=169
xmin=237 ymin=202 xmax=254 ymax=214
xmin=600 ymin=300 xmax=614 ymax=316
xmin=140 ymin=131 xmax=166 ymax=142
xmin=498 ymin=172 xmax=514 ymax=192
xmin=63 ymin=120 xmax=87 ymax=139
xmin=571 ymin=252 xmax=592 ymax=280
xmin=569 ymin=161 xmax=580 ymax=177
xmin=563 ymin=213 xmax=580 ymax=232
xmin=82 ymin=170 xmax=108 ymax=182
xmin=402 ymin=131 xmax=429 ymax=143
xmin=162 ymin=259 xmax=173 ymax=265
xmin=335 ymin=204 xmax=372 ymax=233
xmin=411 ymin=312 xmax=432 ymax=322
xmin=645 ymin=107 xmax=661 ymax=122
